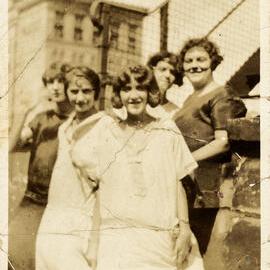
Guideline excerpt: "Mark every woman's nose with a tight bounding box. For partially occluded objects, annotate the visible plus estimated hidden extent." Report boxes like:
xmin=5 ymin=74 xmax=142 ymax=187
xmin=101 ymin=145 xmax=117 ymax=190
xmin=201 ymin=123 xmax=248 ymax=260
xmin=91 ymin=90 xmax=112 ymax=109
xmin=129 ymin=89 xmax=139 ymax=99
xmin=53 ymin=81 xmax=60 ymax=89
xmin=189 ymin=59 xmax=198 ymax=67
xmin=164 ymin=69 xmax=171 ymax=78
xmin=76 ymin=91 xmax=84 ymax=102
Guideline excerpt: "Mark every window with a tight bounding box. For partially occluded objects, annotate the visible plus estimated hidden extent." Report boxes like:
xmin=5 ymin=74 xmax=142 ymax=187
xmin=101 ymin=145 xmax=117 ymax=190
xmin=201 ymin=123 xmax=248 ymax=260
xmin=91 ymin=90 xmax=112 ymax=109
xmin=51 ymin=48 xmax=58 ymax=58
xmin=128 ymin=24 xmax=137 ymax=54
xmin=59 ymin=49 xmax=65 ymax=59
xmin=78 ymin=53 xmax=84 ymax=64
xmin=110 ymin=21 xmax=120 ymax=49
xmin=71 ymin=52 xmax=77 ymax=63
xmin=74 ymin=14 xmax=84 ymax=41
xmin=54 ymin=11 xmax=64 ymax=39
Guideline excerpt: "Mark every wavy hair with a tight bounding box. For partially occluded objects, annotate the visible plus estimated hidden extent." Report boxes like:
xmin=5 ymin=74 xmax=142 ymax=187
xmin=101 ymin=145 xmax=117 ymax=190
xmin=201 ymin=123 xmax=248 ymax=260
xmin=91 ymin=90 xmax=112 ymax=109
xmin=178 ymin=38 xmax=223 ymax=72
xmin=112 ymin=65 xmax=160 ymax=108
xmin=42 ymin=62 xmax=71 ymax=91
xmin=66 ymin=66 xmax=100 ymax=100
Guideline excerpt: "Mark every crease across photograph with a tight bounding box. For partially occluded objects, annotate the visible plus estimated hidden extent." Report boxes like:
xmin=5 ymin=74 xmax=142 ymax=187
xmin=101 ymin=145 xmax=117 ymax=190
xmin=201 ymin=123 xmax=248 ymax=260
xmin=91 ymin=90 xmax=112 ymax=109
xmin=1 ymin=0 xmax=269 ymax=269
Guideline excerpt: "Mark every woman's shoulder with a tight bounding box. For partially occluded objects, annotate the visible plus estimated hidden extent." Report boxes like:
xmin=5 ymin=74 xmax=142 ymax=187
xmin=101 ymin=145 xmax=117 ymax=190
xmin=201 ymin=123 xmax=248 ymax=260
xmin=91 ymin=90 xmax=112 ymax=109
xmin=166 ymin=83 xmax=194 ymax=108
xmin=154 ymin=117 xmax=183 ymax=137
xmin=101 ymin=110 xmax=123 ymax=126
xmin=211 ymin=84 xmax=236 ymax=100
xmin=209 ymin=85 xmax=247 ymax=120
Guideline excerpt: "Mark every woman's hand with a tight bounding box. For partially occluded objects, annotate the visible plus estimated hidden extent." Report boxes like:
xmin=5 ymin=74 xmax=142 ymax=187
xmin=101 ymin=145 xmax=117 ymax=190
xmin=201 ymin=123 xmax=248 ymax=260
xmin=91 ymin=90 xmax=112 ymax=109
xmin=85 ymin=241 xmax=98 ymax=270
xmin=174 ymin=224 xmax=192 ymax=268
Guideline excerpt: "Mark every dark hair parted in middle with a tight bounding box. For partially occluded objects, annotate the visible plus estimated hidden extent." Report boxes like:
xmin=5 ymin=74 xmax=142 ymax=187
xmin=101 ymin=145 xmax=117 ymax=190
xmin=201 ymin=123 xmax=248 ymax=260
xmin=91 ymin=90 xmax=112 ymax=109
xmin=112 ymin=65 xmax=160 ymax=109
xmin=147 ymin=51 xmax=179 ymax=70
xmin=178 ymin=38 xmax=224 ymax=72
xmin=66 ymin=66 xmax=100 ymax=100
xmin=147 ymin=51 xmax=182 ymax=85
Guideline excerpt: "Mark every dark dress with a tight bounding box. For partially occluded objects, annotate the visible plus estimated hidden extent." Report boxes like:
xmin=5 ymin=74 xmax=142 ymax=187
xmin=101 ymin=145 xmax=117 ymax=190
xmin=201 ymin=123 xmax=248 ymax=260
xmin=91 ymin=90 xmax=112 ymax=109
xmin=9 ymin=109 xmax=70 ymax=270
xmin=174 ymin=85 xmax=247 ymax=254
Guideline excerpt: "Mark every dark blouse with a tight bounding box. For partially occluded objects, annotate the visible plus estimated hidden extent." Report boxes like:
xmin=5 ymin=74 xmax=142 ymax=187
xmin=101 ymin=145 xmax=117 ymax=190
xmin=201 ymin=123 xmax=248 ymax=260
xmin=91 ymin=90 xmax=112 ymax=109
xmin=174 ymin=85 xmax=247 ymax=153
xmin=24 ymin=109 xmax=69 ymax=205
xmin=174 ymin=85 xmax=247 ymax=207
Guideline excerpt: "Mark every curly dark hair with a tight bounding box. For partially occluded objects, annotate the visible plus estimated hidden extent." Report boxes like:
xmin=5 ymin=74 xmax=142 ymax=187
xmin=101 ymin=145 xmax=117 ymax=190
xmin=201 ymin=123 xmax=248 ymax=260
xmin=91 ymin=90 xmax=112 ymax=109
xmin=147 ymin=51 xmax=182 ymax=85
xmin=147 ymin=51 xmax=178 ymax=69
xmin=42 ymin=62 xmax=71 ymax=90
xmin=178 ymin=38 xmax=223 ymax=72
xmin=66 ymin=66 xmax=100 ymax=100
xmin=112 ymin=65 xmax=160 ymax=108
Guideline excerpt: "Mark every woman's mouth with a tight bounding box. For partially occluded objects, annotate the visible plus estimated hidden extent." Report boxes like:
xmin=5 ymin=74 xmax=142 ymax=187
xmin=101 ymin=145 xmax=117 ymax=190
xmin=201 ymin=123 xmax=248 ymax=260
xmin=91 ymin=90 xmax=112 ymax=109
xmin=187 ymin=67 xmax=209 ymax=74
xmin=128 ymin=100 xmax=142 ymax=105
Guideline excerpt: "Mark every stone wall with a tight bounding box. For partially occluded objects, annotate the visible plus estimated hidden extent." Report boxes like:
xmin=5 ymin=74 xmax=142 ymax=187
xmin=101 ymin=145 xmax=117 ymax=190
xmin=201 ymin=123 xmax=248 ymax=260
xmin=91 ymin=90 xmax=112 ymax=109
xmin=204 ymin=117 xmax=260 ymax=270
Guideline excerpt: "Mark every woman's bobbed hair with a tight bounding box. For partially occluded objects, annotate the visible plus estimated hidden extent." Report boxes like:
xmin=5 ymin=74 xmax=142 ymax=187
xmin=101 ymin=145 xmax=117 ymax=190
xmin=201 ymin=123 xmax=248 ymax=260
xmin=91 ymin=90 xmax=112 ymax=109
xmin=66 ymin=66 xmax=100 ymax=100
xmin=178 ymin=38 xmax=223 ymax=72
xmin=111 ymin=65 xmax=160 ymax=108
xmin=42 ymin=62 xmax=71 ymax=91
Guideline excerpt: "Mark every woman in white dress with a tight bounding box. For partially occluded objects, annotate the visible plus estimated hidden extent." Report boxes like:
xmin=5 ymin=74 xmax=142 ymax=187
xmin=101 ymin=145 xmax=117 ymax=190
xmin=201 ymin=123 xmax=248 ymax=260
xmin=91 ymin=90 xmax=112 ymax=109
xmin=36 ymin=66 xmax=104 ymax=270
xmin=73 ymin=65 xmax=204 ymax=270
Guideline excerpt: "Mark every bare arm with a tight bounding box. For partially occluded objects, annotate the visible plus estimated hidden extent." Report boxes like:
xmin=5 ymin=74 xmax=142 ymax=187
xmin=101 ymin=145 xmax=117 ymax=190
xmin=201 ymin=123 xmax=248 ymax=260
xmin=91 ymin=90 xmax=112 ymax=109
xmin=9 ymin=108 xmax=33 ymax=152
xmin=175 ymin=180 xmax=192 ymax=267
xmin=192 ymin=130 xmax=229 ymax=162
xmin=177 ymin=180 xmax=190 ymax=227
xmin=86 ymin=190 xmax=100 ymax=270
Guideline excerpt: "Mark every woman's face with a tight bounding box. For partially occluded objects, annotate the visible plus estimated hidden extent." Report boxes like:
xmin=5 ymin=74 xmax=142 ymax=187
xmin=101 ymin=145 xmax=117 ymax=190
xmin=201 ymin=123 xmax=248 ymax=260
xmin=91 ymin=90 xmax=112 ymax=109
xmin=153 ymin=60 xmax=175 ymax=93
xmin=183 ymin=46 xmax=212 ymax=89
xmin=67 ymin=77 xmax=95 ymax=113
xmin=120 ymin=78 xmax=148 ymax=119
xmin=47 ymin=77 xmax=67 ymax=103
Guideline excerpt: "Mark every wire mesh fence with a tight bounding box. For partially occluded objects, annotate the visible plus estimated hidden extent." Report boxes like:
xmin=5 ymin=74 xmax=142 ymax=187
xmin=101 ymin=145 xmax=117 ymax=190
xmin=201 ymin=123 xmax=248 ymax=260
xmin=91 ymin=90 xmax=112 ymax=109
xmin=8 ymin=0 xmax=259 ymax=118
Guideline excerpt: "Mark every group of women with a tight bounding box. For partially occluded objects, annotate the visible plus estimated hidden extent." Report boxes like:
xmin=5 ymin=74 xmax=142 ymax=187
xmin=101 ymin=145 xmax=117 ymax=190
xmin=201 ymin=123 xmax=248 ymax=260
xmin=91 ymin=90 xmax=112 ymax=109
xmin=35 ymin=38 xmax=247 ymax=270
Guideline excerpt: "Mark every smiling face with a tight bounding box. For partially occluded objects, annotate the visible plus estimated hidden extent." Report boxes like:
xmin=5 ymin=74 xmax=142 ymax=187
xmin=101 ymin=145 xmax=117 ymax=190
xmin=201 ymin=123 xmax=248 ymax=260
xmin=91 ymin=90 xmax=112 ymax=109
xmin=153 ymin=60 xmax=175 ymax=94
xmin=183 ymin=46 xmax=212 ymax=89
xmin=67 ymin=77 xmax=95 ymax=113
xmin=47 ymin=77 xmax=67 ymax=103
xmin=120 ymin=78 xmax=148 ymax=119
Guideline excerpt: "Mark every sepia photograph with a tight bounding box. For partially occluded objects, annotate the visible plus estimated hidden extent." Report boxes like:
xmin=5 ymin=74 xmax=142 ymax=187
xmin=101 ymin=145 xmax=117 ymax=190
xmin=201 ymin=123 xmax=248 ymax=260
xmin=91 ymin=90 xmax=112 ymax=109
xmin=0 ymin=0 xmax=268 ymax=269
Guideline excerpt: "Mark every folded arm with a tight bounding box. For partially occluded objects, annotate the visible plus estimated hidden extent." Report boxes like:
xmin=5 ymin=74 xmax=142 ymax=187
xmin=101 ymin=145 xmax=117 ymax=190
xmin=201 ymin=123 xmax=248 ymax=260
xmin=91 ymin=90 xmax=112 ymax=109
xmin=192 ymin=130 xmax=229 ymax=162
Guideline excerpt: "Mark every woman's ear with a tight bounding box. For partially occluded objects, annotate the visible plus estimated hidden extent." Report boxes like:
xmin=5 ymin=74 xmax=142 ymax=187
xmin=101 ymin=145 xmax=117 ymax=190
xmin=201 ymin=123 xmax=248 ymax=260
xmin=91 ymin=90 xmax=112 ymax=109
xmin=147 ymin=77 xmax=161 ymax=108
xmin=148 ymin=91 xmax=160 ymax=108
xmin=111 ymin=94 xmax=123 ymax=109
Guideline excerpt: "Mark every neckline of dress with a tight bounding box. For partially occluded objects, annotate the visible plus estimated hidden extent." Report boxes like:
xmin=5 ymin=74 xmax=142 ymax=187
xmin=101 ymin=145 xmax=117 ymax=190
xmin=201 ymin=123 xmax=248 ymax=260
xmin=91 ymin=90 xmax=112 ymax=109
xmin=64 ymin=111 xmax=103 ymax=144
xmin=109 ymin=116 xmax=162 ymax=155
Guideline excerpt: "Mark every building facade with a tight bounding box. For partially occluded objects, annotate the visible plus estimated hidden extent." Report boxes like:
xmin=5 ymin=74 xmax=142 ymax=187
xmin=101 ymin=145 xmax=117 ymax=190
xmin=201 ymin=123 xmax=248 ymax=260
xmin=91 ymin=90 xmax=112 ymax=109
xmin=9 ymin=0 xmax=99 ymax=125
xmin=9 ymin=0 xmax=260 ymax=121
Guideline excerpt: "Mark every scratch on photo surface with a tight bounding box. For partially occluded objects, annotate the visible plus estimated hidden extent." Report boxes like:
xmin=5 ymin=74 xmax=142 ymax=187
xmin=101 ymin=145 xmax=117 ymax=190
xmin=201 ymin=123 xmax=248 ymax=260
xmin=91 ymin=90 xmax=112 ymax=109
xmin=0 ymin=1 xmax=77 ymax=101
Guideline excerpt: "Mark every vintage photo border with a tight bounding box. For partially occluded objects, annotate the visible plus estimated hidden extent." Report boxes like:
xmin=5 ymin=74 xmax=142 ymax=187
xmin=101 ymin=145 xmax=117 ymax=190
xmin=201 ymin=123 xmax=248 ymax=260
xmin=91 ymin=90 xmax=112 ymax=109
xmin=0 ymin=0 xmax=269 ymax=268
xmin=0 ymin=0 xmax=9 ymax=268
xmin=260 ymin=0 xmax=270 ymax=268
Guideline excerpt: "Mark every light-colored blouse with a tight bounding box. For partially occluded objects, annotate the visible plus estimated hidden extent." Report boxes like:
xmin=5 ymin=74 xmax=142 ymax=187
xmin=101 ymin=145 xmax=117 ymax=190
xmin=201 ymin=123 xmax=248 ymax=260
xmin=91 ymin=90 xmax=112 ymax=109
xmin=72 ymin=114 xmax=197 ymax=231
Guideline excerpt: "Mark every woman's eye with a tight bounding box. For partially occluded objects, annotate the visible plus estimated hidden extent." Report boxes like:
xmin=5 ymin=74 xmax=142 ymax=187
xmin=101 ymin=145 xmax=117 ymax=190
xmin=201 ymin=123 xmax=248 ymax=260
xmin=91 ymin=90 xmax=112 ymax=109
xmin=70 ymin=89 xmax=79 ymax=94
xmin=82 ymin=89 xmax=93 ymax=94
xmin=184 ymin=59 xmax=192 ymax=63
xmin=122 ymin=86 xmax=131 ymax=92
xmin=157 ymin=67 xmax=166 ymax=72
xmin=197 ymin=57 xmax=206 ymax=62
xmin=136 ymin=85 xmax=146 ymax=91
xmin=57 ymin=78 xmax=64 ymax=83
